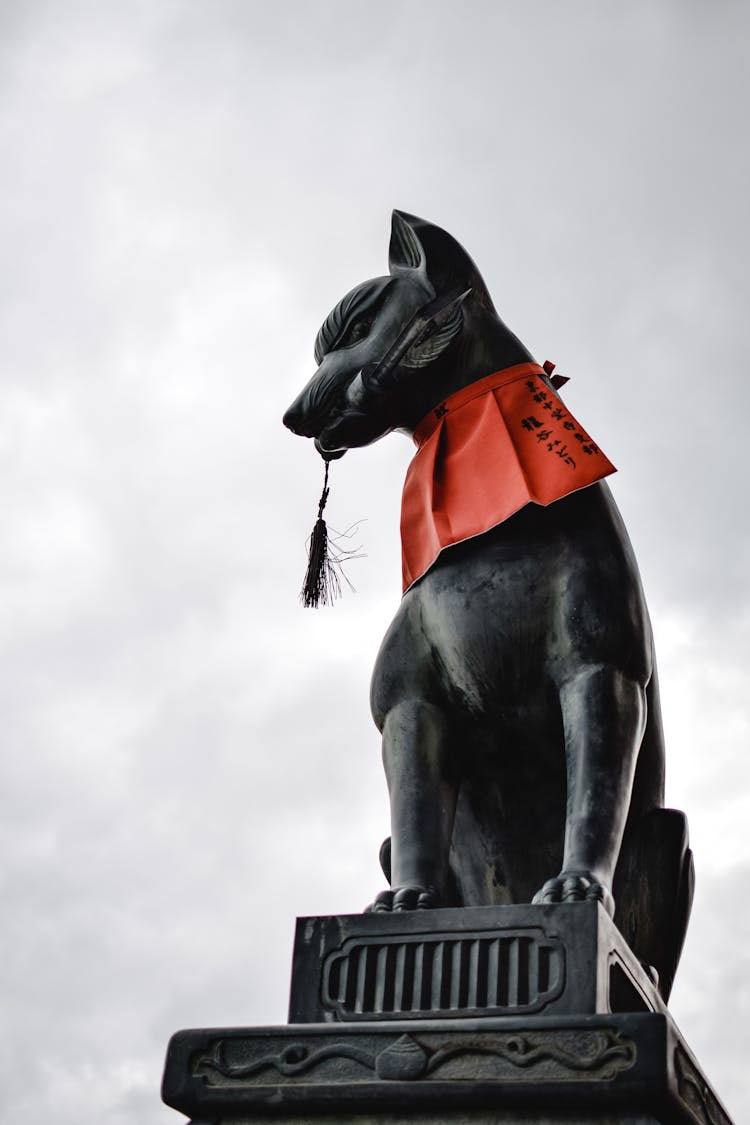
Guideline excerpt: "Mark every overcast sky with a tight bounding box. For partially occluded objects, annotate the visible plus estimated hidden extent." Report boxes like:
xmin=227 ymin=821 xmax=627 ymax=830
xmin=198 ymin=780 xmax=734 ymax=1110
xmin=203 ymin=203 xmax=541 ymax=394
xmin=1 ymin=2 xmax=748 ymax=1122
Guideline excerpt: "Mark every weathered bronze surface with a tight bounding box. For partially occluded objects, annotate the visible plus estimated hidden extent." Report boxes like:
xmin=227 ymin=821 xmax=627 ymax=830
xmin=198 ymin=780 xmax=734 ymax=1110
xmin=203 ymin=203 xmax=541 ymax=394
xmin=283 ymin=213 xmax=693 ymax=1000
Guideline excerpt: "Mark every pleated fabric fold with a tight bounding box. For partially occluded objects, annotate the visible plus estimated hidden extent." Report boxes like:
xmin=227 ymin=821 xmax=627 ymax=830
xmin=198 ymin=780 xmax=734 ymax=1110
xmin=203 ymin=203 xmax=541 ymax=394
xmin=401 ymin=362 xmax=616 ymax=592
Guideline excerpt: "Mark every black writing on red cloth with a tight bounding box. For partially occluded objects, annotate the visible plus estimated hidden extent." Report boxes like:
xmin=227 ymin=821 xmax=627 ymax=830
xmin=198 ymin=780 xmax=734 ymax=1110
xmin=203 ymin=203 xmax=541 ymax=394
xmin=522 ymin=378 xmax=606 ymax=470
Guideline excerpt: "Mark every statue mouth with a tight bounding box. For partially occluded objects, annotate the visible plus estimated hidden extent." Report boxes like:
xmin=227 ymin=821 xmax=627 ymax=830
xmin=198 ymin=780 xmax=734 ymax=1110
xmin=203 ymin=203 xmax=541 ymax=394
xmin=313 ymin=437 xmax=346 ymax=460
xmin=315 ymin=405 xmax=373 ymax=453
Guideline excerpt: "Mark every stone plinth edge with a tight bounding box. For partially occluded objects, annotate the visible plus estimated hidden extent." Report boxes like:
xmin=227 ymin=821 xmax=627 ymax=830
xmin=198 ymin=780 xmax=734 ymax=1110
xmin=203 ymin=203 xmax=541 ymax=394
xmin=162 ymin=1011 xmax=734 ymax=1125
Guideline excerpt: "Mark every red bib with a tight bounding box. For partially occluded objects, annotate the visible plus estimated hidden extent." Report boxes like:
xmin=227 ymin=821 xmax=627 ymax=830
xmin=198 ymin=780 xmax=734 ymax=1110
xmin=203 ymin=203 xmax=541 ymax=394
xmin=400 ymin=362 xmax=616 ymax=592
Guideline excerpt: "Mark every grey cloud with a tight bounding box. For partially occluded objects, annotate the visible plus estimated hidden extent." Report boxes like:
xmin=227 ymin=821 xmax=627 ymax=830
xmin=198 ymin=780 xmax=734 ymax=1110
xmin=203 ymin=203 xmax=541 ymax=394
xmin=1 ymin=3 xmax=748 ymax=1123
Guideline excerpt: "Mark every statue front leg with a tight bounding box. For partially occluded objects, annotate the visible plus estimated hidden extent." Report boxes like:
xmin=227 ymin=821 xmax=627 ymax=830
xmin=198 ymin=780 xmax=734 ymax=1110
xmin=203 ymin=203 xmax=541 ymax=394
xmin=534 ymin=665 xmax=647 ymax=916
xmin=369 ymin=699 xmax=457 ymax=912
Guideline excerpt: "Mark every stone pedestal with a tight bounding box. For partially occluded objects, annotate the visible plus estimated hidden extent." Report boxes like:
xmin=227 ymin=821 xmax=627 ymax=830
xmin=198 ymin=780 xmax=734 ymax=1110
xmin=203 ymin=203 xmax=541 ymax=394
xmin=162 ymin=904 xmax=733 ymax=1125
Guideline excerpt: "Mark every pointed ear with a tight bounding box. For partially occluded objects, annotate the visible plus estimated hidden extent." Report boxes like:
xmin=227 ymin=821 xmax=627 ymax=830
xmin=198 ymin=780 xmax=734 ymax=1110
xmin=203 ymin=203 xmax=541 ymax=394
xmin=389 ymin=210 xmax=427 ymax=277
xmin=401 ymin=288 xmax=470 ymax=369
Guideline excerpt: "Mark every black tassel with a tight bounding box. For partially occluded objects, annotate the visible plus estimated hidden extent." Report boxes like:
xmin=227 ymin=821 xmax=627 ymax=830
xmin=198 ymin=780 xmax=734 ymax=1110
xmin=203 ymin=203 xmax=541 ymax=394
xmin=301 ymin=461 xmax=335 ymax=607
xmin=302 ymin=515 xmax=334 ymax=607
xmin=301 ymin=459 xmax=361 ymax=607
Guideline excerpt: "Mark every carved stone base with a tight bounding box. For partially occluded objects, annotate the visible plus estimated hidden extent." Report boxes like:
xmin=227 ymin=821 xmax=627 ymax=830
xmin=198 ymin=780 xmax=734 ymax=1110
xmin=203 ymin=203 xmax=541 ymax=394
xmin=182 ymin=1116 xmax=668 ymax=1125
xmin=162 ymin=905 xmax=733 ymax=1125
xmin=162 ymin=1012 xmax=731 ymax=1125
xmin=184 ymin=1117 xmax=666 ymax=1125
xmin=289 ymin=902 xmax=663 ymax=1022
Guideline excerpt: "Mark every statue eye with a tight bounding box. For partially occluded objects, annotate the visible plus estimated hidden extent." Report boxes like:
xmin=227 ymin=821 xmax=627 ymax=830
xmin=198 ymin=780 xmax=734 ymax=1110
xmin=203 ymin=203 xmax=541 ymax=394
xmin=338 ymin=316 xmax=372 ymax=350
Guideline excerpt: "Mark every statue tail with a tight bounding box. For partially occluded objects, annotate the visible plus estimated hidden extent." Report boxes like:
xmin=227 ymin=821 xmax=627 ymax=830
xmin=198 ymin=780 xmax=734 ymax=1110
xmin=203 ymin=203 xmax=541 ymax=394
xmin=613 ymin=656 xmax=694 ymax=1002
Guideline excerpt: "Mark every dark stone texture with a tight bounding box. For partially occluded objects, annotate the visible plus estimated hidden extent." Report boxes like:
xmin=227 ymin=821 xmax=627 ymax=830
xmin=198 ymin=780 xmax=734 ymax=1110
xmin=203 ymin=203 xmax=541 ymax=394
xmin=282 ymin=211 xmax=694 ymax=1001
xmin=161 ymin=217 xmax=738 ymax=1125
xmin=163 ymin=904 xmax=734 ymax=1123
xmin=162 ymin=1011 xmax=732 ymax=1125
xmin=186 ymin=1115 xmax=663 ymax=1125
xmin=289 ymin=903 xmax=663 ymax=1024
xmin=162 ymin=818 xmax=714 ymax=1125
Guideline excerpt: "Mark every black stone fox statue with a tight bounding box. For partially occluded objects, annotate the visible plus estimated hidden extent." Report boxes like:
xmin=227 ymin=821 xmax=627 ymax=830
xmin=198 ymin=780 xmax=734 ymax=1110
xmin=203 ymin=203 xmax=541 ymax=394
xmin=283 ymin=211 xmax=693 ymax=1000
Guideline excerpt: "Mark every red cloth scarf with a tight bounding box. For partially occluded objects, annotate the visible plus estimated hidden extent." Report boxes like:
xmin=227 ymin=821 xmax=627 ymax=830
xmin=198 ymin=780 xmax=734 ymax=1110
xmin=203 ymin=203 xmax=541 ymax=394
xmin=400 ymin=362 xmax=616 ymax=592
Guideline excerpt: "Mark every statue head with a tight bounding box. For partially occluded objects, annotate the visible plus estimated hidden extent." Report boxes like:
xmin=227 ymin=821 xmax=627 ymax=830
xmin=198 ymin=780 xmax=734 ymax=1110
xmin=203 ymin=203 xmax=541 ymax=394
xmin=283 ymin=211 xmax=525 ymax=455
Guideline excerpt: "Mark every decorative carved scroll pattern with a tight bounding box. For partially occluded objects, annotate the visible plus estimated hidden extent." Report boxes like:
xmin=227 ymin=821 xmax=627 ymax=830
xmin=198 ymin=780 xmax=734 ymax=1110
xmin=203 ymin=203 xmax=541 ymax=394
xmin=194 ymin=1027 xmax=635 ymax=1087
xmin=674 ymin=1045 xmax=732 ymax=1125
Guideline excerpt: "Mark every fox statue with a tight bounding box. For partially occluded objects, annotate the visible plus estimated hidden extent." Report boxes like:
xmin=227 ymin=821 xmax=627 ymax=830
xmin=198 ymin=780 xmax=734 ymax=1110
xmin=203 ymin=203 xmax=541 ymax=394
xmin=283 ymin=211 xmax=694 ymax=1000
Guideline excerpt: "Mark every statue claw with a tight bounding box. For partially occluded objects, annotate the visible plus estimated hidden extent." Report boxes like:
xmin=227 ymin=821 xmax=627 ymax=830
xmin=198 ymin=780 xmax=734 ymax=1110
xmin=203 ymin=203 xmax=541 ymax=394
xmin=532 ymin=872 xmax=615 ymax=917
xmin=365 ymin=885 xmax=439 ymax=913
xmin=365 ymin=890 xmax=394 ymax=913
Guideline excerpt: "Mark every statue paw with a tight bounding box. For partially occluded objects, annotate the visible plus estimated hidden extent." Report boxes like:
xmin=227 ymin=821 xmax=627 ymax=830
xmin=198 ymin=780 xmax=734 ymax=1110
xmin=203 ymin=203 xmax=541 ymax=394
xmin=532 ymin=872 xmax=614 ymax=917
xmin=364 ymin=885 xmax=439 ymax=913
xmin=365 ymin=890 xmax=395 ymax=913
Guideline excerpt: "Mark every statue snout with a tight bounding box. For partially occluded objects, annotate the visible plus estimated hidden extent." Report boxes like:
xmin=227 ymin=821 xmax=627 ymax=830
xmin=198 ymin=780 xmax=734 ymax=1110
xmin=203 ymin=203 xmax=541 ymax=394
xmin=282 ymin=401 xmax=309 ymax=436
